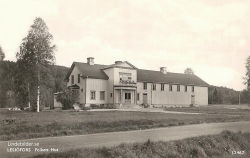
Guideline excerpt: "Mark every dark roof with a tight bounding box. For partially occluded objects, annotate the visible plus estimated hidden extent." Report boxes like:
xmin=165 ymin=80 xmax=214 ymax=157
xmin=66 ymin=62 xmax=209 ymax=86
xmin=65 ymin=62 xmax=109 ymax=80
xmin=137 ymin=69 xmax=209 ymax=86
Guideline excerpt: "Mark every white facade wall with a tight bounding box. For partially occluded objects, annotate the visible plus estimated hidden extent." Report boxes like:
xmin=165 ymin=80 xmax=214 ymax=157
xmin=137 ymin=82 xmax=208 ymax=106
xmin=67 ymin=66 xmax=86 ymax=104
xmin=194 ymin=86 xmax=208 ymax=106
xmin=136 ymin=82 xmax=152 ymax=105
xmin=103 ymin=68 xmax=114 ymax=104
xmin=85 ymin=78 xmax=109 ymax=104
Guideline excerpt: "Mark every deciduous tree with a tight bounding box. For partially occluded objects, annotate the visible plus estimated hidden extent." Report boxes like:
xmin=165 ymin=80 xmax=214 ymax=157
xmin=0 ymin=46 xmax=5 ymax=60
xmin=244 ymin=56 xmax=250 ymax=90
xmin=16 ymin=17 xmax=56 ymax=112
xmin=184 ymin=68 xmax=194 ymax=75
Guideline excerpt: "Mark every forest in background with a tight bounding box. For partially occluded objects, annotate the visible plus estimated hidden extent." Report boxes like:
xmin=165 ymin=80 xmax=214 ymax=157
xmin=0 ymin=60 xmax=249 ymax=108
xmin=0 ymin=60 xmax=68 ymax=109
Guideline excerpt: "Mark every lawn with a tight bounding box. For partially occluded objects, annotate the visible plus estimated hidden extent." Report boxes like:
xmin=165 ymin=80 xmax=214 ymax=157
xmin=164 ymin=104 xmax=250 ymax=115
xmin=1 ymin=106 xmax=250 ymax=141
xmin=30 ymin=130 xmax=250 ymax=158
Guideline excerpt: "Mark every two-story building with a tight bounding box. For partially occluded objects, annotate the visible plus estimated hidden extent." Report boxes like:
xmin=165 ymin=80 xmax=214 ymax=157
xmin=64 ymin=57 xmax=209 ymax=108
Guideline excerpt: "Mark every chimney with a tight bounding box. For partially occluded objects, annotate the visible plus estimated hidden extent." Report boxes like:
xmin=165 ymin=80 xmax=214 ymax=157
xmin=87 ymin=57 xmax=94 ymax=65
xmin=160 ymin=67 xmax=167 ymax=74
xmin=115 ymin=61 xmax=122 ymax=64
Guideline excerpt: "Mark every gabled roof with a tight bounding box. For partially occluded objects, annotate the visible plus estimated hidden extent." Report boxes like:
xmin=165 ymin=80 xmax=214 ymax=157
xmin=65 ymin=62 xmax=109 ymax=80
xmin=137 ymin=69 xmax=209 ymax=86
xmin=65 ymin=62 xmax=209 ymax=87
xmin=102 ymin=61 xmax=137 ymax=70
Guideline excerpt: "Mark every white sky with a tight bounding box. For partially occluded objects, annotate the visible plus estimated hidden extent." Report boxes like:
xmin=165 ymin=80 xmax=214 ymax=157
xmin=0 ymin=0 xmax=249 ymax=90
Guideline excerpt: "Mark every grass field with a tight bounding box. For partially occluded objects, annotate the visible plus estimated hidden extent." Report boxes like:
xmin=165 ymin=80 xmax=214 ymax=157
xmin=164 ymin=104 xmax=250 ymax=115
xmin=1 ymin=105 xmax=250 ymax=141
xmin=30 ymin=130 xmax=250 ymax=158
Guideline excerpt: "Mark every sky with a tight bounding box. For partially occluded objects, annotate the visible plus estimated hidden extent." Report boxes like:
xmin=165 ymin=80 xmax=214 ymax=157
xmin=0 ymin=0 xmax=250 ymax=91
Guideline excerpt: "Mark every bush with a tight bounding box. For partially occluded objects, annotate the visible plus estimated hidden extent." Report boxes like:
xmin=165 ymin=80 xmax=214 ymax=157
xmin=106 ymin=104 xmax=116 ymax=109
xmin=142 ymin=103 xmax=150 ymax=108
xmin=82 ymin=106 xmax=91 ymax=110
xmin=56 ymin=89 xmax=79 ymax=110
xmin=90 ymin=104 xmax=100 ymax=109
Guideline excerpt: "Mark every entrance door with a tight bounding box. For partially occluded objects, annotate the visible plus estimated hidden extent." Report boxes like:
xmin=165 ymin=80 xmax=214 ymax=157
xmin=143 ymin=93 xmax=147 ymax=104
xmin=191 ymin=95 xmax=195 ymax=105
xmin=125 ymin=92 xmax=131 ymax=104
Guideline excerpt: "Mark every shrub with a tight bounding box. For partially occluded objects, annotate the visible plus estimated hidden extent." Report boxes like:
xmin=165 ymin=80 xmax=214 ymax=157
xmin=56 ymin=89 xmax=79 ymax=110
xmin=106 ymin=104 xmax=116 ymax=109
xmin=142 ymin=103 xmax=150 ymax=108
xmin=90 ymin=104 xmax=100 ymax=109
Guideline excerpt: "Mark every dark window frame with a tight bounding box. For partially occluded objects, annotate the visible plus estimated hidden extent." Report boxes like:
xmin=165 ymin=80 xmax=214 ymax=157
xmin=185 ymin=85 xmax=188 ymax=92
xmin=192 ymin=86 xmax=194 ymax=92
xmin=152 ymin=84 xmax=156 ymax=91
xmin=161 ymin=83 xmax=164 ymax=91
xmin=71 ymin=75 xmax=74 ymax=85
xmin=90 ymin=91 xmax=96 ymax=100
xmin=177 ymin=85 xmax=180 ymax=92
xmin=169 ymin=84 xmax=173 ymax=91
xmin=100 ymin=91 xmax=105 ymax=100
xmin=78 ymin=74 xmax=81 ymax=83
xmin=125 ymin=93 xmax=131 ymax=99
xmin=143 ymin=82 xmax=147 ymax=90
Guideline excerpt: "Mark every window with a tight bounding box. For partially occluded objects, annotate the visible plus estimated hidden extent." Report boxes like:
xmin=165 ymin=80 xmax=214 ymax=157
xmin=143 ymin=82 xmax=147 ymax=90
xmin=169 ymin=84 xmax=173 ymax=91
xmin=100 ymin=91 xmax=105 ymax=100
xmin=185 ymin=85 xmax=187 ymax=92
xmin=177 ymin=85 xmax=180 ymax=92
xmin=137 ymin=93 xmax=140 ymax=101
xmin=152 ymin=84 xmax=156 ymax=91
xmin=192 ymin=86 xmax=194 ymax=92
xmin=125 ymin=93 xmax=131 ymax=99
xmin=161 ymin=84 xmax=164 ymax=91
xmin=110 ymin=93 xmax=113 ymax=98
xmin=71 ymin=75 xmax=74 ymax=85
xmin=78 ymin=74 xmax=81 ymax=83
xmin=90 ymin=91 xmax=96 ymax=100
xmin=119 ymin=72 xmax=132 ymax=81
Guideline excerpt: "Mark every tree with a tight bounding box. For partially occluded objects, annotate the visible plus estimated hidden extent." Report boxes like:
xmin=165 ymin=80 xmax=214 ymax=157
xmin=0 ymin=46 xmax=5 ymax=60
xmin=244 ymin=56 xmax=250 ymax=90
xmin=184 ymin=67 xmax=194 ymax=75
xmin=56 ymin=89 xmax=79 ymax=110
xmin=16 ymin=17 xmax=56 ymax=112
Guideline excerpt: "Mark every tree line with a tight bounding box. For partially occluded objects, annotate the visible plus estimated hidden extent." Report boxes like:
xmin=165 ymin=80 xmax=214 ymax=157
xmin=0 ymin=60 xmax=68 ymax=109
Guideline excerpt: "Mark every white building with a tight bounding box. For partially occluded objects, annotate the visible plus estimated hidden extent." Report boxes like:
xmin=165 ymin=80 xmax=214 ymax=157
xmin=65 ymin=57 xmax=209 ymax=108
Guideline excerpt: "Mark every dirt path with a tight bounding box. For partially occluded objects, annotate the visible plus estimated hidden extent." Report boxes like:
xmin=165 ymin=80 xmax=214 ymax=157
xmin=1 ymin=121 xmax=250 ymax=158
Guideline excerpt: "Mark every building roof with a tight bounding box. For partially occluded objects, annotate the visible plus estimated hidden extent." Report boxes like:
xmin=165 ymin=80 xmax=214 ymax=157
xmin=102 ymin=61 xmax=138 ymax=70
xmin=65 ymin=62 xmax=109 ymax=80
xmin=137 ymin=69 xmax=209 ymax=86
xmin=66 ymin=62 xmax=209 ymax=87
